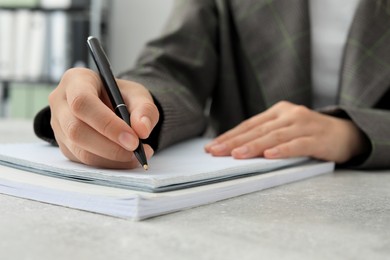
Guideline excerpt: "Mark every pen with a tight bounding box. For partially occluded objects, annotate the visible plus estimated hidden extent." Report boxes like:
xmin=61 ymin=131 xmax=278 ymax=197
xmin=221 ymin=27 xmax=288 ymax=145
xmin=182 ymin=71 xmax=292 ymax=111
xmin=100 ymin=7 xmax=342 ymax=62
xmin=87 ymin=36 xmax=148 ymax=170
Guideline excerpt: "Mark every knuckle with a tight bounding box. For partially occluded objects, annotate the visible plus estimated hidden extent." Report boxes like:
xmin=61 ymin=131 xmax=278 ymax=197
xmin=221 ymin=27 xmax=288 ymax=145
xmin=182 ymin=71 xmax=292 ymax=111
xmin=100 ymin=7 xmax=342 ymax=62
xmin=241 ymin=121 xmax=251 ymax=131
xmin=255 ymin=125 xmax=269 ymax=136
xmin=273 ymin=130 xmax=286 ymax=143
xmin=100 ymin=115 xmax=117 ymax=136
xmin=79 ymin=153 xmax=94 ymax=165
xmin=110 ymin=146 xmax=130 ymax=162
xmin=69 ymin=94 xmax=88 ymax=115
xmin=65 ymin=120 xmax=83 ymax=142
xmin=242 ymin=118 xmax=256 ymax=131
xmin=49 ymin=116 xmax=58 ymax=132
xmin=48 ymin=90 xmax=58 ymax=106
xmin=73 ymin=146 xmax=94 ymax=166
xmin=291 ymin=105 xmax=310 ymax=118
xmin=62 ymin=68 xmax=91 ymax=85
xmin=63 ymin=68 xmax=100 ymax=89
xmin=63 ymin=67 xmax=81 ymax=76
xmin=64 ymin=67 xmax=91 ymax=78
xmin=274 ymin=100 xmax=291 ymax=109
xmin=57 ymin=143 xmax=74 ymax=160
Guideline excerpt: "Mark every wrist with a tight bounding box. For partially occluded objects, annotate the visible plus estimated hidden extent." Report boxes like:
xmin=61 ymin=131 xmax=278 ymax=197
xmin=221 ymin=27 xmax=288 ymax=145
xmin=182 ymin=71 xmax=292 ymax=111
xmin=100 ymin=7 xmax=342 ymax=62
xmin=342 ymin=119 xmax=371 ymax=163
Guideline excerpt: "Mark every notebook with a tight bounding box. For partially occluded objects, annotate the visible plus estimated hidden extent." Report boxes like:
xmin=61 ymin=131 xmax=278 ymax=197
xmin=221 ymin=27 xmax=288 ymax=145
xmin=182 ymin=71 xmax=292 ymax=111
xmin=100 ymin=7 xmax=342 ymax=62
xmin=0 ymin=138 xmax=334 ymax=220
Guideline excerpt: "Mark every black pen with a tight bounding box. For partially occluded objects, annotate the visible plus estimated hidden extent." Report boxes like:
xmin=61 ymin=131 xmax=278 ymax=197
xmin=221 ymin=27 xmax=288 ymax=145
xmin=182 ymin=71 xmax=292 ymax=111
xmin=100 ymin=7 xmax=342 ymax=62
xmin=87 ymin=36 xmax=148 ymax=170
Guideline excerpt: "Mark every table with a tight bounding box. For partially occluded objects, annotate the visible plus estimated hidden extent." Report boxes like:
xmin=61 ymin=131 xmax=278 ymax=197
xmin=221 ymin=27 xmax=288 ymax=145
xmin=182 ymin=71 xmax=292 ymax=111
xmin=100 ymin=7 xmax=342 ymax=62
xmin=0 ymin=119 xmax=389 ymax=260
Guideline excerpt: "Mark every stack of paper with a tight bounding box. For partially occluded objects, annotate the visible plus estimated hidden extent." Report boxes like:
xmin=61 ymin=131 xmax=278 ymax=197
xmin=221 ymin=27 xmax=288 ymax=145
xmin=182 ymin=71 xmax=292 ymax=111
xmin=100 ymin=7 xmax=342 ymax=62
xmin=0 ymin=138 xmax=334 ymax=220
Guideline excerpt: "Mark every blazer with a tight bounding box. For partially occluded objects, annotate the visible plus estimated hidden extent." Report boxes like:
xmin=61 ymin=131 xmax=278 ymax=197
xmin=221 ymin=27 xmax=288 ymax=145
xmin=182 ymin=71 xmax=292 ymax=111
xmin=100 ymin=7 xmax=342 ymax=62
xmin=35 ymin=0 xmax=390 ymax=168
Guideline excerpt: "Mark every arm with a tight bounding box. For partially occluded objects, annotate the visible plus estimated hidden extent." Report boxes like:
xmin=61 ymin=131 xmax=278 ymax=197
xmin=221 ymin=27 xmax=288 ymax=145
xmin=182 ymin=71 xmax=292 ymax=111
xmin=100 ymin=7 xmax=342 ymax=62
xmin=119 ymin=0 xmax=219 ymax=150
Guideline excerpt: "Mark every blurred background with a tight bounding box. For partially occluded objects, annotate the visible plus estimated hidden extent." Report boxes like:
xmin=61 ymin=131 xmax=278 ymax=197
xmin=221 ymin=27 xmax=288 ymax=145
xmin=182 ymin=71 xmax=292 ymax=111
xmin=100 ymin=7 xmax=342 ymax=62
xmin=0 ymin=0 xmax=173 ymax=118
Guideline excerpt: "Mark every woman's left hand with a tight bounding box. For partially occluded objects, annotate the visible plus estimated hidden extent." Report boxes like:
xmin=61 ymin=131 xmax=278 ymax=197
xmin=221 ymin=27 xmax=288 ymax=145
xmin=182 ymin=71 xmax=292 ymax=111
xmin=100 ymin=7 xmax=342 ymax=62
xmin=205 ymin=101 xmax=369 ymax=163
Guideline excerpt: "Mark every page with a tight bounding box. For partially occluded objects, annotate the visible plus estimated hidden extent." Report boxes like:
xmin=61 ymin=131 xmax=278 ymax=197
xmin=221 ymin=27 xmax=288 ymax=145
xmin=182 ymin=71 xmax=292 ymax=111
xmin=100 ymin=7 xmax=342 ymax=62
xmin=0 ymin=138 xmax=309 ymax=192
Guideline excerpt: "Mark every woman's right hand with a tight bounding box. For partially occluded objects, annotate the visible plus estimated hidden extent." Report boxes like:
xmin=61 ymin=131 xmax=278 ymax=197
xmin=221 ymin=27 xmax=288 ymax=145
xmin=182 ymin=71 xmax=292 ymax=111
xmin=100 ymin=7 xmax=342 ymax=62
xmin=49 ymin=68 xmax=159 ymax=169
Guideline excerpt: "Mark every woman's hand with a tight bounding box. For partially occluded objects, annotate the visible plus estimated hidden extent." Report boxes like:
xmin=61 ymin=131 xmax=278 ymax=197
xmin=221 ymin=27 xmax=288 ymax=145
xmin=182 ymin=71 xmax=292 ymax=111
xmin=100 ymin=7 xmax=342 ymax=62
xmin=205 ymin=101 xmax=369 ymax=163
xmin=49 ymin=68 xmax=159 ymax=169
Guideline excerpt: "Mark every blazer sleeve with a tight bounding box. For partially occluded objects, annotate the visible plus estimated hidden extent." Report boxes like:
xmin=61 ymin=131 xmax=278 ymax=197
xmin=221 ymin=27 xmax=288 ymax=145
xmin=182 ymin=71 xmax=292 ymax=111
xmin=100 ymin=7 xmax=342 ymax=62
xmin=118 ymin=0 xmax=219 ymax=150
xmin=322 ymin=91 xmax=390 ymax=169
xmin=344 ymin=107 xmax=390 ymax=169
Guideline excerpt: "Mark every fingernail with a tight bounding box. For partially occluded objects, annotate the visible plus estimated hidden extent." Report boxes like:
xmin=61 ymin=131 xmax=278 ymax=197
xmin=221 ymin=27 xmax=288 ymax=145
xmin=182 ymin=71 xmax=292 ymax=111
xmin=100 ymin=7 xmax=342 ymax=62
xmin=233 ymin=146 xmax=249 ymax=156
xmin=205 ymin=141 xmax=218 ymax=151
xmin=141 ymin=116 xmax=152 ymax=133
xmin=266 ymin=148 xmax=279 ymax=158
xmin=118 ymin=132 xmax=137 ymax=151
xmin=211 ymin=143 xmax=227 ymax=153
xmin=146 ymin=146 xmax=154 ymax=159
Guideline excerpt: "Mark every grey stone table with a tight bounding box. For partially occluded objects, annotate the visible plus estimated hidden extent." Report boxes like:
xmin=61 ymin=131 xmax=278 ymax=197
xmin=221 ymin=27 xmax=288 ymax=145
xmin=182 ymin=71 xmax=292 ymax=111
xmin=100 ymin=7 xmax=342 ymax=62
xmin=0 ymin=119 xmax=389 ymax=260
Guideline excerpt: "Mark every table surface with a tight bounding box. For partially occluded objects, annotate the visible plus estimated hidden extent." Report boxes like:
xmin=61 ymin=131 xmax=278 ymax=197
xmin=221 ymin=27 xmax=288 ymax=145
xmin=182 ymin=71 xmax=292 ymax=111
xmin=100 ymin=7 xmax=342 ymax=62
xmin=0 ymin=119 xmax=389 ymax=260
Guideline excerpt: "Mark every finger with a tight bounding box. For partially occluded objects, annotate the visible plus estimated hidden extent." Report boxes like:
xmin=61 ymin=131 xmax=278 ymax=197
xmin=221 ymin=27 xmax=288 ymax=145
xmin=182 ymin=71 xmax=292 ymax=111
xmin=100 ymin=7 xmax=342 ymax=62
xmin=263 ymin=137 xmax=315 ymax=160
xmin=230 ymin=125 xmax=305 ymax=159
xmin=119 ymin=80 xmax=160 ymax=139
xmin=51 ymin=97 xmax=141 ymax=163
xmin=51 ymin=89 xmax=136 ymax=162
xmin=59 ymin=137 xmax=154 ymax=169
xmin=205 ymin=112 xmax=277 ymax=151
xmin=63 ymin=69 xmax=140 ymax=151
xmin=207 ymin=116 xmax=292 ymax=156
xmin=71 ymin=145 xmax=151 ymax=169
xmin=78 ymin=144 xmax=154 ymax=169
xmin=205 ymin=101 xmax=296 ymax=151
xmin=56 ymin=139 xmax=80 ymax=163
xmin=65 ymin=80 xmax=141 ymax=152
xmin=64 ymin=118 xmax=142 ymax=162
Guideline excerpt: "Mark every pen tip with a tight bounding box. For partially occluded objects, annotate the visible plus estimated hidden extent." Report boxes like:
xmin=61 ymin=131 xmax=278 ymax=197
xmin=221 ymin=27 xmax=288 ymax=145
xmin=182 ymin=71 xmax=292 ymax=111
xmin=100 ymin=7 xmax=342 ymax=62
xmin=143 ymin=164 xmax=149 ymax=171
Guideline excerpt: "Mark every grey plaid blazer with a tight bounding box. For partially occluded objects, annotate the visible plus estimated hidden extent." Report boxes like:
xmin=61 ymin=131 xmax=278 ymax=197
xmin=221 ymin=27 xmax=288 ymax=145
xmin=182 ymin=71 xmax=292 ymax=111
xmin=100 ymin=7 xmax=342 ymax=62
xmin=35 ymin=0 xmax=390 ymax=168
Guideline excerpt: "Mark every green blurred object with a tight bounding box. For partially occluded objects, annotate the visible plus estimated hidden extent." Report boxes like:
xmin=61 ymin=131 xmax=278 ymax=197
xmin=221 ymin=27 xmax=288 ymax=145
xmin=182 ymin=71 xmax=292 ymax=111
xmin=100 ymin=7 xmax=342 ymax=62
xmin=0 ymin=0 xmax=39 ymax=8
xmin=9 ymin=83 xmax=52 ymax=119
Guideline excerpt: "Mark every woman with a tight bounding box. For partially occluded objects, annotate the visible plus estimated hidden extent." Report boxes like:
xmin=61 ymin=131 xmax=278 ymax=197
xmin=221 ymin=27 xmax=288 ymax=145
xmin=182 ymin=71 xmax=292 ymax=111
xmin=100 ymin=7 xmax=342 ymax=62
xmin=35 ymin=0 xmax=390 ymax=169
